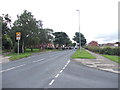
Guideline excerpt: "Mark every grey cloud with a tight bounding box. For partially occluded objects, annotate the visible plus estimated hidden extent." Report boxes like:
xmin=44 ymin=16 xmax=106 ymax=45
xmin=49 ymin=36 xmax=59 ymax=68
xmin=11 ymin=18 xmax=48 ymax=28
xmin=95 ymin=32 xmax=118 ymax=42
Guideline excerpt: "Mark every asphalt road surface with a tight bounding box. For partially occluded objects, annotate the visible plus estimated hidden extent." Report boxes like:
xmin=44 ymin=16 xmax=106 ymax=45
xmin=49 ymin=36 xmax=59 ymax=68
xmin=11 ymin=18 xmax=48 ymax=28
xmin=2 ymin=50 xmax=118 ymax=88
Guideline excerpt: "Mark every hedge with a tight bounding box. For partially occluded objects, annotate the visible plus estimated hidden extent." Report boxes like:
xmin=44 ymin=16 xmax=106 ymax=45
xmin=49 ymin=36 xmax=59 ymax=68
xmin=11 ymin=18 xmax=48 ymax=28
xmin=84 ymin=46 xmax=119 ymax=56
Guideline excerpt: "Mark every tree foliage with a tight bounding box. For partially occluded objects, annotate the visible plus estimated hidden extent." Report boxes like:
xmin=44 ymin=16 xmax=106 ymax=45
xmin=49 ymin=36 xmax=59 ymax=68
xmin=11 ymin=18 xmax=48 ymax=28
xmin=2 ymin=35 xmax=13 ymax=50
xmin=2 ymin=10 xmax=75 ymax=53
xmin=1 ymin=14 xmax=13 ymax=50
xmin=73 ymin=32 xmax=87 ymax=46
xmin=53 ymin=32 xmax=71 ymax=47
xmin=11 ymin=10 xmax=41 ymax=52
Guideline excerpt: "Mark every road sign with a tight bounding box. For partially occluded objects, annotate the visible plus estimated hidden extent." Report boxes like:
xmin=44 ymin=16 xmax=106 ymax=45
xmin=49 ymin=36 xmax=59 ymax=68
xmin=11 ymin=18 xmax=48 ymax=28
xmin=16 ymin=32 xmax=21 ymax=40
xmin=16 ymin=32 xmax=21 ymax=55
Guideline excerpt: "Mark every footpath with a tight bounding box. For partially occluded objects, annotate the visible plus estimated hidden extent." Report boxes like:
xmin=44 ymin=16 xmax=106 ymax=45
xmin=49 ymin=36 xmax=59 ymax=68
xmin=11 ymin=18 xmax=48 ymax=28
xmin=73 ymin=49 xmax=119 ymax=74
xmin=0 ymin=53 xmax=10 ymax=64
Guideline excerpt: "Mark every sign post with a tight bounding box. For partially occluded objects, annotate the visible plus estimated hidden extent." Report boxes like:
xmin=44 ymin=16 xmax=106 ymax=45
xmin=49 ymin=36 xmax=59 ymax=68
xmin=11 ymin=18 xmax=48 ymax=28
xmin=16 ymin=32 xmax=21 ymax=55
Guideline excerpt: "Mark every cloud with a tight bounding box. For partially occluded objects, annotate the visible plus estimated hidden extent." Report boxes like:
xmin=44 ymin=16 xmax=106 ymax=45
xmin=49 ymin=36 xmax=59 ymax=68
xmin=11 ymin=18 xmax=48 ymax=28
xmin=94 ymin=31 xmax=118 ymax=43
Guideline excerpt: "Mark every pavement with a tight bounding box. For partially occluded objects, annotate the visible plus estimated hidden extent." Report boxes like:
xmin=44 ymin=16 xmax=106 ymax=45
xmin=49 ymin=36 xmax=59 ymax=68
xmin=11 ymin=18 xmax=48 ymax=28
xmin=1 ymin=50 xmax=119 ymax=88
xmin=73 ymin=49 xmax=119 ymax=74
xmin=0 ymin=52 xmax=11 ymax=64
xmin=0 ymin=55 xmax=10 ymax=64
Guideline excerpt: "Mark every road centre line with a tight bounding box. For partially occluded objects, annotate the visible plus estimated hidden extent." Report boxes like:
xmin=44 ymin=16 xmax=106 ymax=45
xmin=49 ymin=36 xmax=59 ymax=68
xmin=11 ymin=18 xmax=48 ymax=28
xmin=62 ymin=67 xmax=65 ymax=70
xmin=48 ymin=59 xmax=71 ymax=86
xmin=60 ymin=70 xmax=63 ymax=73
xmin=64 ymin=64 xmax=68 ymax=67
xmin=49 ymin=79 xmax=55 ymax=85
xmin=68 ymin=60 xmax=70 ymax=63
xmin=55 ymin=74 xmax=59 ymax=78
xmin=0 ymin=64 xmax=26 ymax=73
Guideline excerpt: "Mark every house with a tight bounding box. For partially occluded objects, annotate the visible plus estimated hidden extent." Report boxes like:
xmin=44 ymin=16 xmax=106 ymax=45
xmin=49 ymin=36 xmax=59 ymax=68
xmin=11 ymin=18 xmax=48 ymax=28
xmin=88 ymin=41 xmax=99 ymax=46
xmin=47 ymin=43 xmax=55 ymax=48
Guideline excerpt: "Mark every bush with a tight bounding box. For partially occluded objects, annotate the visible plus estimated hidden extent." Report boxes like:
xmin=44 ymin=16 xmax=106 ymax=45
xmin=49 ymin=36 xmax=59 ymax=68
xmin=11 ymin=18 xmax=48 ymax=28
xmin=85 ymin=46 xmax=119 ymax=56
xmin=2 ymin=35 xmax=13 ymax=50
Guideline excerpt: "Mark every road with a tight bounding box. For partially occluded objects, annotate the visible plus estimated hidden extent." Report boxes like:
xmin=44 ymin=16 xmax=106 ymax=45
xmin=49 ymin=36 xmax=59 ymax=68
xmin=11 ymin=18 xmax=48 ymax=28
xmin=2 ymin=50 xmax=118 ymax=88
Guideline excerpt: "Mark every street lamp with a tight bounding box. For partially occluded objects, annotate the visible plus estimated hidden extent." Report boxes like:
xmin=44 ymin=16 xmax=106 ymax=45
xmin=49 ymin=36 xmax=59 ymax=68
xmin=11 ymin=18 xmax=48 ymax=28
xmin=76 ymin=10 xmax=81 ymax=52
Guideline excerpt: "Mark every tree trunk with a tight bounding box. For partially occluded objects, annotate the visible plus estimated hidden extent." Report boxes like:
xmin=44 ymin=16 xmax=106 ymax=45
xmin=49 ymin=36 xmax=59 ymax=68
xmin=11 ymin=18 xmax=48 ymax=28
xmin=31 ymin=45 xmax=33 ymax=52
xmin=22 ymin=42 xmax=24 ymax=53
xmin=31 ymin=48 xmax=33 ymax=52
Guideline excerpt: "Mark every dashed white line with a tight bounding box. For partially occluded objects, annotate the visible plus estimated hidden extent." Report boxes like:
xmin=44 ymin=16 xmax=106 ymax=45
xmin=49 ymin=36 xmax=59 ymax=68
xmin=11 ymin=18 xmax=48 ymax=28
xmin=64 ymin=64 xmax=67 ymax=67
xmin=62 ymin=67 xmax=65 ymax=70
xmin=60 ymin=70 xmax=63 ymax=73
xmin=49 ymin=59 xmax=71 ymax=86
xmin=66 ymin=60 xmax=70 ymax=65
xmin=0 ymin=64 xmax=26 ymax=73
xmin=49 ymin=79 xmax=55 ymax=85
xmin=55 ymin=74 xmax=59 ymax=78
xmin=68 ymin=60 xmax=70 ymax=63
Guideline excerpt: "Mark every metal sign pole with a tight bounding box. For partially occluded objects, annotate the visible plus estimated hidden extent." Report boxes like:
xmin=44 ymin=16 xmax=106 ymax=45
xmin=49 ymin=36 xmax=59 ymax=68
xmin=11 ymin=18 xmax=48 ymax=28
xmin=18 ymin=40 xmax=19 ymax=55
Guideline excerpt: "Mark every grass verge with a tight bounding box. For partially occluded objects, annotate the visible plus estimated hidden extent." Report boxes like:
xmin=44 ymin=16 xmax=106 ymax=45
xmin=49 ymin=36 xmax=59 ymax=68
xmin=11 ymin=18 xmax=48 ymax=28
xmin=71 ymin=49 xmax=96 ymax=59
xmin=102 ymin=55 xmax=120 ymax=63
xmin=25 ymin=48 xmax=62 ymax=53
xmin=5 ymin=48 xmax=62 ymax=60
xmin=9 ymin=53 xmax=32 ymax=60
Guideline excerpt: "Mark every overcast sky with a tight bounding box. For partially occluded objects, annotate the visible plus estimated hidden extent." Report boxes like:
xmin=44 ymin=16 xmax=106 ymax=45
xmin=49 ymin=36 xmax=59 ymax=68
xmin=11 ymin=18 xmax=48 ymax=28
xmin=1 ymin=0 xmax=119 ymax=44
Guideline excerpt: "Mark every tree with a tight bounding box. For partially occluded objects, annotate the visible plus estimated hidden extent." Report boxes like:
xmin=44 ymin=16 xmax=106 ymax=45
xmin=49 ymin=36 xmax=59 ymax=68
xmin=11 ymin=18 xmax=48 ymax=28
xmin=28 ymin=37 xmax=40 ymax=51
xmin=2 ymin=35 xmax=13 ymax=50
xmin=53 ymin=32 xmax=71 ymax=47
xmin=1 ymin=14 xmax=13 ymax=50
xmin=1 ymin=14 xmax=11 ymax=35
xmin=11 ymin=10 xmax=40 ymax=53
xmin=38 ymin=28 xmax=53 ymax=49
xmin=73 ymin=32 xmax=87 ymax=46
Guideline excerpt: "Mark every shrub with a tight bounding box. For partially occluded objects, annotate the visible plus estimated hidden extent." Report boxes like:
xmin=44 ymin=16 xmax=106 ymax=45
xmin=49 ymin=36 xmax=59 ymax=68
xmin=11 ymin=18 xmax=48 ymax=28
xmin=2 ymin=35 xmax=13 ymax=50
xmin=85 ymin=46 xmax=119 ymax=56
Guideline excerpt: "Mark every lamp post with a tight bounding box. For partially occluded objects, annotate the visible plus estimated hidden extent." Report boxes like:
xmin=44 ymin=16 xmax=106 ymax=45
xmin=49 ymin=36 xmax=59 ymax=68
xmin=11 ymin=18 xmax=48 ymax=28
xmin=76 ymin=10 xmax=81 ymax=52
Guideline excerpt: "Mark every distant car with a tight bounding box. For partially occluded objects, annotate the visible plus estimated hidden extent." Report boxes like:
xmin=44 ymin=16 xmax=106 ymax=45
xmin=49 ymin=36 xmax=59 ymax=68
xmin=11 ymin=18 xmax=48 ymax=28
xmin=74 ymin=47 xmax=78 ymax=49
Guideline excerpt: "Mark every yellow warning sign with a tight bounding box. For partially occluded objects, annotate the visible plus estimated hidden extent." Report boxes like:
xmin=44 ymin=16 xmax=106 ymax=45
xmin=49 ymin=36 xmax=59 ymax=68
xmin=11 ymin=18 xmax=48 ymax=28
xmin=16 ymin=32 xmax=21 ymax=40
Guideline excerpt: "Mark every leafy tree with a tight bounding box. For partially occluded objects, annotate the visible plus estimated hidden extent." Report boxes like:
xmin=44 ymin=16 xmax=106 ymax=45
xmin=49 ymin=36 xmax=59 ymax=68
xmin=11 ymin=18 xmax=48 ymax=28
xmin=72 ymin=43 xmax=76 ymax=47
xmin=28 ymin=37 xmax=40 ymax=51
xmin=53 ymin=32 xmax=71 ymax=47
xmin=12 ymin=10 xmax=40 ymax=53
xmin=2 ymin=35 xmax=13 ymax=50
xmin=73 ymin=32 xmax=87 ymax=46
xmin=38 ymin=28 xmax=53 ymax=49
xmin=1 ymin=14 xmax=13 ymax=50
xmin=1 ymin=14 xmax=11 ymax=35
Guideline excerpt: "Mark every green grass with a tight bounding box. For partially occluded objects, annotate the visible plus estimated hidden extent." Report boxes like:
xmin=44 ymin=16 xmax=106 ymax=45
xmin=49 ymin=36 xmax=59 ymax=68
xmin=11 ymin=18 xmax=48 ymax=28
xmin=102 ymin=55 xmax=120 ymax=63
xmin=9 ymin=53 xmax=32 ymax=60
xmin=5 ymin=48 xmax=62 ymax=60
xmin=25 ymin=48 xmax=62 ymax=53
xmin=71 ymin=49 xmax=96 ymax=59
xmin=25 ymin=48 xmax=40 ymax=52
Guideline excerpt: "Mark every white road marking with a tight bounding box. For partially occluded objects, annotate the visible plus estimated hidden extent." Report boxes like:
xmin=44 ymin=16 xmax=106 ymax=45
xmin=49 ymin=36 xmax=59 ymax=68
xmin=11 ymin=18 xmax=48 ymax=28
xmin=0 ymin=64 xmax=26 ymax=73
xmin=33 ymin=59 xmax=44 ymax=63
xmin=64 ymin=64 xmax=67 ymax=67
xmin=66 ymin=60 xmax=70 ymax=65
xmin=60 ymin=70 xmax=63 ymax=73
xmin=49 ymin=79 xmax=55 ymax=85
xmin=68 ymin=60 xmax=70 ymax=63
xmin=49 ymin=59 xmax=71 ymax=86
xmin=55 ymin=74 xmax=59 ymax=78
xmin=62 ymin=67 xmax=65 ymax=70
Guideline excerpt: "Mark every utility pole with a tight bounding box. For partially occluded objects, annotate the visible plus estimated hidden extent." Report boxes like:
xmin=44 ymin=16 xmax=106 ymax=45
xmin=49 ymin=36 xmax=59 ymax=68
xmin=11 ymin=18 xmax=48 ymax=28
xmin=76 ymin=10 xmax=81 ymax=52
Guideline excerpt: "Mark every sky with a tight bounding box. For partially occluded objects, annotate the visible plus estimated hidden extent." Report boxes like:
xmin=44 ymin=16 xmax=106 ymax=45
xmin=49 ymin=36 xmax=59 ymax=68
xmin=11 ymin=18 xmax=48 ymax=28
xmin=0 ymin=0 xmax=119 ymax=44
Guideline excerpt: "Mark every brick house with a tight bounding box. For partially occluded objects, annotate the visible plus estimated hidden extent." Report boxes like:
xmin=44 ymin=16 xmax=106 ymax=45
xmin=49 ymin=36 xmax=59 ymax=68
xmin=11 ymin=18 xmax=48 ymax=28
xmin=88 ymin=41 xmax=99 ymax=46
